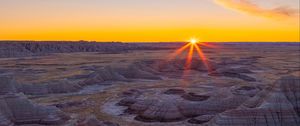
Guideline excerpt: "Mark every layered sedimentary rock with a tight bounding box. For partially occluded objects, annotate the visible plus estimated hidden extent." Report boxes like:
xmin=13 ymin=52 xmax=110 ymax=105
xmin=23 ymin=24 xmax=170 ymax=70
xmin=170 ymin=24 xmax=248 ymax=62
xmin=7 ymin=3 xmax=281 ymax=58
xmin=181 ymin=92 xmax=210 ymax=101
xmin=217 ymin=56 xmax=260 ymax=66
xmin=2 ymin=61 xmax=162 ymax=96
xmin=0 ymin=76 xmax=82 ymax=95
xmin=80 ymin=66 xmax=129 ymax=86
xmin=280 ymin=76 xmax=300 ymax=116
xmin=149 ymin=59 xmax=216 ymax=73
xmin=206 ymin=57 xmax=262 ymax=82
xmin=0 ymin=76 xmax=69 ymax=125
xmin=209 ymin=76 xmax=300 ymax=126
xmin=120 ymin=89 xmax=142 ymax=97
xmin=164 ymin=89 xmax=186 ymax=95
xmin=81 ymin=65 xmax=162 ymax=86
xmin=17 ymin=81 xmax=82 ymax=95
xmin=0 ymin=76 xmax=17 ymax=95
xmin=231 ymin=85 xmax=261 ymax=97
xmin=119 ymin=88 xmax=248 ymax=122
xmin=1 ymin=60 xmax=164 ymax=96
xmin=209 ymin=68 xmax=256 ymax=82
xmin=0 ymin=111 xmax=13 ymax=126
xmin=0 ymin=94 xmax=68 ymax=125
xmin=138 ymin=58 xmax=257 ymax=82
xmin=135 ymin=100 xmax=184 ymax=122
xmin=116 ymin=76 xmax=300 ymax=124
xmin=151 ymin=56 xmax=259 ymax=74
xmin=0 ymin=41 xmax=175 ymax=58
xmin=117 ymin=97 xmax=137 ymax=106
xmin=28 ymin=57 xmax=257 ymax=93
xmin=188 ymin=115 xmax=215 ymax=124
xmin=117 ymin=63 xmax=162 ymax=80
xmin=77 ymin=115 xmax=119 ymax=126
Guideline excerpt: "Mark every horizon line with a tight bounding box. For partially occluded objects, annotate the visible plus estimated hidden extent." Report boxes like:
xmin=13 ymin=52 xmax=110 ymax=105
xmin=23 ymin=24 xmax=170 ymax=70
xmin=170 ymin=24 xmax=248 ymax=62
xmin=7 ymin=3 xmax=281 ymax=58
xmin=0 ymin=40 xmax=299 ymax=43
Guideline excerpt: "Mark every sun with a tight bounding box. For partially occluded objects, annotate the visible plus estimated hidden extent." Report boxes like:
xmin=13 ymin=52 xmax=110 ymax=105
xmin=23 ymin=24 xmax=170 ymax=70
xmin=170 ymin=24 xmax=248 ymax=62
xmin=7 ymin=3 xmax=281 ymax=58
xmin=190 ymin=39 xmax=198 ymax=44
xmin=168 ymin=37 xmax=218 ymax=77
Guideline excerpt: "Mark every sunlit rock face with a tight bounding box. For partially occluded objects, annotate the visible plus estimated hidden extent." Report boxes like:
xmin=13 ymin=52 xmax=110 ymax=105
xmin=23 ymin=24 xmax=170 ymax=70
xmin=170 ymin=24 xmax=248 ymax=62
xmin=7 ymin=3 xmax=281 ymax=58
xmin=209 ymin=76 xmax=300 ymax=126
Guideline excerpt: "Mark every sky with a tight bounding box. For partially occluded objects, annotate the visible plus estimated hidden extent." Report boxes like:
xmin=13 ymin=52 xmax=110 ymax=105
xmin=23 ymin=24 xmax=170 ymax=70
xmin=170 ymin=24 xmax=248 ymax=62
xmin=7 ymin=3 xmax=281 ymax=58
xmin=0 ymin=0 xmax=299 ymax=42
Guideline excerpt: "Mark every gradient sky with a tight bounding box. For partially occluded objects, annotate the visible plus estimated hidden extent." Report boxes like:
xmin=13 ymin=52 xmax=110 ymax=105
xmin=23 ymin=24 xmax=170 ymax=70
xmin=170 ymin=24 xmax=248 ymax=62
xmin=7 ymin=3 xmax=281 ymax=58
xmin=0 ymin=0 xmax=299 ymax=42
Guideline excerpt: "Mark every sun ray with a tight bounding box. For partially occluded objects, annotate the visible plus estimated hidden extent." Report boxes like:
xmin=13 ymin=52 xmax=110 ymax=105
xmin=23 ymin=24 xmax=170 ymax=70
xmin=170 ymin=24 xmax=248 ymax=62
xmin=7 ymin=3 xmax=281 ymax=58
xmin=182 ymin=44 xmax=194 ymax=78
xmin=165 ymin=38 xmax=217 ymax=80
xmin=194 ymin=44 xmax=212 ymax=72
xmin=167 ymin=43 xmax=191 ymax=61
xmin=198 ymin=42 xmax=218 ymax=48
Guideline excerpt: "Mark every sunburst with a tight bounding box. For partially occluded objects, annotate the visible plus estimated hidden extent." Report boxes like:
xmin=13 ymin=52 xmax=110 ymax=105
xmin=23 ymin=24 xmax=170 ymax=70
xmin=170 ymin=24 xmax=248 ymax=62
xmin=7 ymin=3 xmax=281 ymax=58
xmin=168 ymin=38 xmax=217 ymax=78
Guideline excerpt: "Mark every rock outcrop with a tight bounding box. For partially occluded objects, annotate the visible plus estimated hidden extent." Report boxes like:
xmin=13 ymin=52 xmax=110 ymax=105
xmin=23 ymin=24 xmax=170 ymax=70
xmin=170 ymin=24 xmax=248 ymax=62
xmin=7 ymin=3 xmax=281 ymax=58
xmin=209 ymin=69 xmax=256 ymax=82
xmin=0 ymin=77 xmax=17 ymax=95
xmin=119 ymin=88 xmax=248 ymax=122
xmin=188 ymin=115 xmax=215 ymax=124
xmin=0 ymin=76 xmax=69 ymax=125
xmin=231 ymin=85 xmax=261 ymax=97
xmin=17 ymin=80 xmax=82 ymax=95
xmin=120 ymin=89 xmax=142 ymax=97
xmin=181 ymin=92 xmax=210 ymax=101
xmin=0 ymin=94 xmax=68 ymax=125
xmin=117 ymin=63 xmax=162 ymax=80
xmin=80 ymin=66 xmax=127 ymax=86
xmin=280 ymin=76 xmax=300 ymax=116
xmin=0 ymin=111 xmax=13 ymax=126
xmin=209 ymin=76 xmax=300 ymax=126
xmin=81 ymin=65 xmax=162 ymax=86
xmin=0 ymin=76 xmax=82 ymax=95
xmin=164 ymin=89 xmax=186 ymax=95
xmin=77 ymin=115 xmax=119 ymax=126
xmin=149 ymin=59 xmax=216 ymax=73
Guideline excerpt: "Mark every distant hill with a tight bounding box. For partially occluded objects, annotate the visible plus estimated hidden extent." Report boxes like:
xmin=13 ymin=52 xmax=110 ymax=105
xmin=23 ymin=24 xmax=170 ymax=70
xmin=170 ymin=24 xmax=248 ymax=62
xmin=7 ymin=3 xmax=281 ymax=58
xmin=0 ymin=41 xmax=178 ymax=58
xmin=0 ymin=41 xmax=298 ymax=58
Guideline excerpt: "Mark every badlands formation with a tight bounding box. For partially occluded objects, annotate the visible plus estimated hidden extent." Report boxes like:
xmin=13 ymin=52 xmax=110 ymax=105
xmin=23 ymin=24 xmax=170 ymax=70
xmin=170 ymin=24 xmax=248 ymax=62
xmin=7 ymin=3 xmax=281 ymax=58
xmin=0 ymin=42 xmax=299 ymax=126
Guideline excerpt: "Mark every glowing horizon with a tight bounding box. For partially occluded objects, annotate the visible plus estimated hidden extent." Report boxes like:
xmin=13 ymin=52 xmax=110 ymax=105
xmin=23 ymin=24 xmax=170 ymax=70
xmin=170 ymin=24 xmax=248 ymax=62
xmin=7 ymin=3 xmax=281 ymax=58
xmin=0 ymin=0 xmax=299 ymax=42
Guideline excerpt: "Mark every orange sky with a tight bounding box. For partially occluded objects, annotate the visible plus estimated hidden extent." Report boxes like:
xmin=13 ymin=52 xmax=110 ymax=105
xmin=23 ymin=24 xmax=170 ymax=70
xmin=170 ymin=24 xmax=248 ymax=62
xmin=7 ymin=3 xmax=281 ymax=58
xmin=0 ymin=0 xmax=299 ymax=42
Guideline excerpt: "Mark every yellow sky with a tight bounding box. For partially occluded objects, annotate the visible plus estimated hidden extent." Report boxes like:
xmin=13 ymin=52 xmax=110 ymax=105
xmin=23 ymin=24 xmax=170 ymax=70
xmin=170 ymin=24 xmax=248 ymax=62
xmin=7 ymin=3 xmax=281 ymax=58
xmin=0 ymin=0 xmax=299 ymax=42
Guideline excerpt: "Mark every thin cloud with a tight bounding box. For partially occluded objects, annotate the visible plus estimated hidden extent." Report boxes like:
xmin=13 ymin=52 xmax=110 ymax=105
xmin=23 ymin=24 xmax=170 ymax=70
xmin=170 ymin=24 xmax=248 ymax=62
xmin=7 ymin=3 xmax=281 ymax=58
xmin=214 ymin=0 xmax=299 ymax=20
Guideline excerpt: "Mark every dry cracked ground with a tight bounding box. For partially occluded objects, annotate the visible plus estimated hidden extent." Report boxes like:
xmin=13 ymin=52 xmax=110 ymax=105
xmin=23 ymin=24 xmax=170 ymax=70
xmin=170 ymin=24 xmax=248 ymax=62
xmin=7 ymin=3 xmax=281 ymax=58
xmin=0 ymin=43 xmax=300 ymax=126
